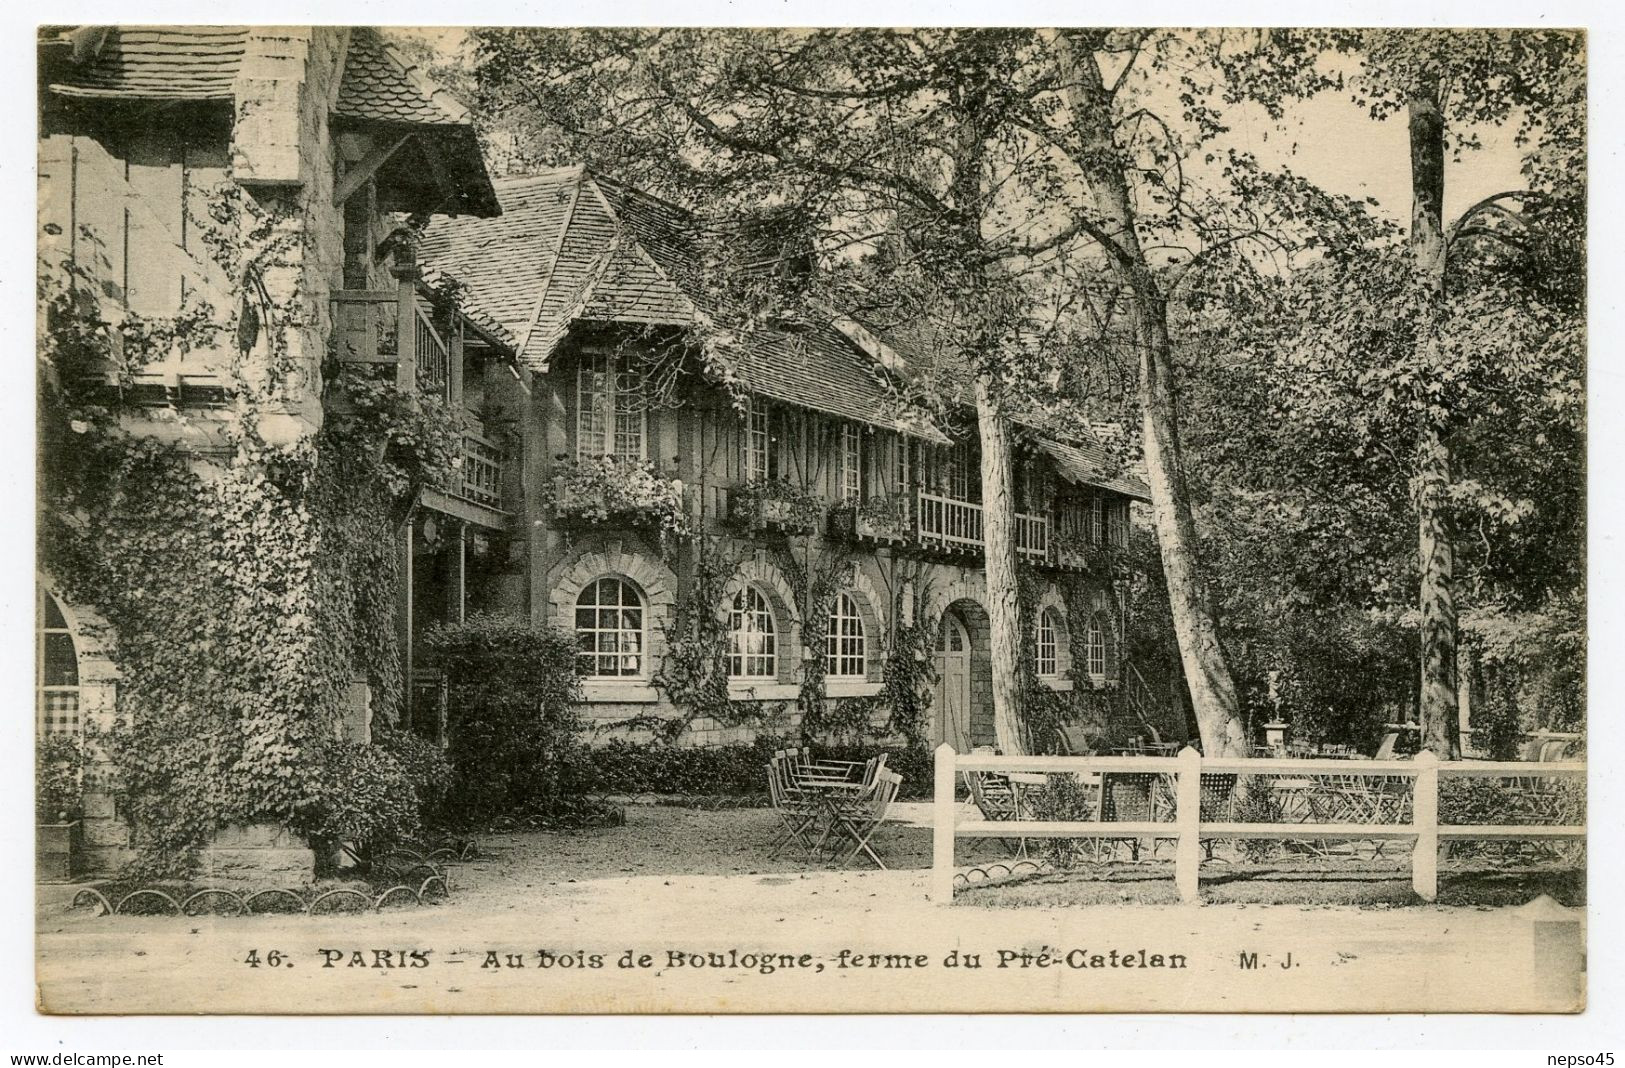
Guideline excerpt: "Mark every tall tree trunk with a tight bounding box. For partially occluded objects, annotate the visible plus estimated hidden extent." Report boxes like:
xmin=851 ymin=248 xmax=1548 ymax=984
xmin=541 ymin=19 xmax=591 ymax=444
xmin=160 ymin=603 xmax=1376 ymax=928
xmin=1407 ymin=76 xmax=1462 ymax=759
xmin=1056 ymin=34 xmax=1246 ymax=756
xmin=976 ymin=377 xmax=1026 ymax=753
xmin=947 ymin=81 xmax=1026 ymax=753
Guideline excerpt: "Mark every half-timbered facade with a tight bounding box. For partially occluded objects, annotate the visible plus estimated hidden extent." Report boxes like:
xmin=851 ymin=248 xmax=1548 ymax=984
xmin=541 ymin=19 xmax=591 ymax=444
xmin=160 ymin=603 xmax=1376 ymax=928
xmin=418 ymin=169 xmax=1152 ymax=749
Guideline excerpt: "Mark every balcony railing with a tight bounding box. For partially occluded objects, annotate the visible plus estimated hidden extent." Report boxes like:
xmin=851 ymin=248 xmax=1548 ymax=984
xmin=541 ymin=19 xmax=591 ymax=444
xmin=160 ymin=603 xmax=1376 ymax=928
xmin=1015 ymin=511 xmax=1050 ymax=561
xmin=915 ymin=490 xmax=1050 ymax=560
xmin=331 ymin=286 xmax=452 ymax=403
xmin=917 ymin=491 xmax=984 ymax=552
xmin=457 ymin=424 xmax=507 ymax=511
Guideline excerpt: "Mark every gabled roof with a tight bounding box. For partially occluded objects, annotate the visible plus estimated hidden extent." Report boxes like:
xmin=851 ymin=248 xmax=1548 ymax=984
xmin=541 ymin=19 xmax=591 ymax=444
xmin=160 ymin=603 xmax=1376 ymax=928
xmin=422 ymin=169 xmax=948 ymax=440
xmin=332 ymin=29 xmax=500 ymax=218
xmin=418 ymin=166 xmax=1152 ymax=496
xmin=335 ymin=27 xmax=472 ymax=126
xmin=44 ymin=26 xmax=247 ymax=100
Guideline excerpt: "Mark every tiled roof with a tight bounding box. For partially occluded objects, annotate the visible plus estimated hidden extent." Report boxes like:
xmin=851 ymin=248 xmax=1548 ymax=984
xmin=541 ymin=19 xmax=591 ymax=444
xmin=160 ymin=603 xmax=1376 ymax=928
xmin=334 ymin=28 xmax=470 ymax=126
xmin=422 ymin=170 xmax=1175 ymax=472
xmin=423 ymin=170 xmax=947 ymax=439
xmin=45 ymin=26 xmax=247 ymax=100
xmin=334 ymin=29 xmax=499 ymax=218
xmin=1039 ymin=440 xmax=1152 ymax=502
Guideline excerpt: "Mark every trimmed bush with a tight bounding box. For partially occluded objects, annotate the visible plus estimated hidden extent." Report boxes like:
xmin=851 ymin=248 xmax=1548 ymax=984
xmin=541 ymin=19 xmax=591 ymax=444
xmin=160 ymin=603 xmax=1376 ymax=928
xmin=426 ymin=613 xmax=586 ymax=827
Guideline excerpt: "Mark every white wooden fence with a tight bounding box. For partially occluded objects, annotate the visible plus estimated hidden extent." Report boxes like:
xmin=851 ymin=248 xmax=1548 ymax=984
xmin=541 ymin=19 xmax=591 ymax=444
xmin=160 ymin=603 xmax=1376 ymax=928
xmin=931 ymin=744 xmax=1585 ymax=904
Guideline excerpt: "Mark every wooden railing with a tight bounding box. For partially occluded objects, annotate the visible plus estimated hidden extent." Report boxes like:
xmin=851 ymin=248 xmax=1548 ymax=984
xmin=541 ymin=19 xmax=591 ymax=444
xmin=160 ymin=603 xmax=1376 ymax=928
xmin=457 ymin=424 xmax=507 ymax=511
xmin=932 ymin=745 xmax=1585 ymax=904
xmin=917 ymin=490 xmax=983 ymax=550
xmin=1015 ymin=511 xmax=1050 ymax=560
xmin=331 ymin=283 xmax=452 ymax=403
xmin=915 ymin=490 xmax=1050 ymax=560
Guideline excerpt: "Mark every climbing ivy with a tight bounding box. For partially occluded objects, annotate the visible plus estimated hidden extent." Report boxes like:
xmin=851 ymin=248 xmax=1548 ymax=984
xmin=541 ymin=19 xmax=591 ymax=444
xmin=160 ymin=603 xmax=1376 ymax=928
xmin=641 ymin=538 xmax=785 ymax=742
xmin=36 ymin=186 xmax=463 ymax=875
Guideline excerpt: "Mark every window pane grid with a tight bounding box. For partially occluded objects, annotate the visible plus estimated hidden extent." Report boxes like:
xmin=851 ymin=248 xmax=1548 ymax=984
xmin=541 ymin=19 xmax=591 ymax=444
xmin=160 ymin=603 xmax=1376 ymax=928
xmin=577 ymin=353 xmax=646 ymax=462
xmin=826 ymin=592 xmax=866 ymax=677
xmin=576 ymin=353 xmax=608 ymax=458
xmin=746 ymin=402 xmax=769 ymax=481
xmin=613 ymin=367 xmax=646 ymax=461
xmin=1085 ymin=615 xmax=1107 ymax=678
xmin=575 ymin=578 xmax=645 ymax=678
xmin=840 ymin=424 xmax=861 ymax=500
xmin=728 ymin=587 xmax=777 ymax=679
xmin=37 ymin=586 xmax=81 ymax=737
xmin=1036 ymin=609 xmax=1059 ymax=677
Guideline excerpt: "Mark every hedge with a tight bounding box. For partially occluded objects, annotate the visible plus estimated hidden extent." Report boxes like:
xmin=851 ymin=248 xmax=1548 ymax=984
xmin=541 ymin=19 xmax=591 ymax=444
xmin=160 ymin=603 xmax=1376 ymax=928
xmin=573 ymin=737 xmax=935 ymax=801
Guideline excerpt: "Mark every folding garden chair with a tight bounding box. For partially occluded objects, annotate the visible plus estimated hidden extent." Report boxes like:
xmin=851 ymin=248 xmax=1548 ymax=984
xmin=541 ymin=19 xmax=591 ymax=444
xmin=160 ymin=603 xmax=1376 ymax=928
xmin=767 ymin=751 xmax=821 ymax=857
xmin=827 ymin=770 xmax=903 ymax=869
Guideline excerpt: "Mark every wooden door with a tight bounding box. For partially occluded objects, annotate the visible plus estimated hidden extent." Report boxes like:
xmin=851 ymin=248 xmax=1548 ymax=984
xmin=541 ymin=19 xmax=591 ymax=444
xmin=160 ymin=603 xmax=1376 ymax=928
xmin=934 ymin=613 xmax=973 ymax=752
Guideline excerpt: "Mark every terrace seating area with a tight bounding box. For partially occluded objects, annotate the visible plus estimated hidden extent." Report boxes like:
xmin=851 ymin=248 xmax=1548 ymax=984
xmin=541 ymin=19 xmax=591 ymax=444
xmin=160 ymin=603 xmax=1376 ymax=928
xmin=767 ymin=748 xmax=903 ymax=869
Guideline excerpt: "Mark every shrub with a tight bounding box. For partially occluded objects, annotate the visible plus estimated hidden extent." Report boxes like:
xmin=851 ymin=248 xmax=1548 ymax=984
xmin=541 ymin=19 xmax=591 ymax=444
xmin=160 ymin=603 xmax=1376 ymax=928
xmin=373 ymin=719 xmax=454 ymax=824
xmin=302 ymin=741 xmax=420 ymax=851
xmin=37 ymin=735 xmax=86 ymax=823
xmin=427 ymin=613 xmax=585 ymax=827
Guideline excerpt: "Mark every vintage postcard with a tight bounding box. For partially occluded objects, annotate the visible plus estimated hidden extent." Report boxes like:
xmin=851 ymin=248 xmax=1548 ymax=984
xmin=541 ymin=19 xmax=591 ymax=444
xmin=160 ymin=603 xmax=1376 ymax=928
xmin=33 ymin=24 xmax=1586 ymax=1015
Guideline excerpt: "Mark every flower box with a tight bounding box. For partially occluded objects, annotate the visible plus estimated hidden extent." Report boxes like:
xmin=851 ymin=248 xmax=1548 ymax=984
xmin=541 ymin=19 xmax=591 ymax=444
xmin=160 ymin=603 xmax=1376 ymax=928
xmin=729 ymin=479 xmax=821 ymax=535
xmin=548 ymin=456 xmax=692 ymax=541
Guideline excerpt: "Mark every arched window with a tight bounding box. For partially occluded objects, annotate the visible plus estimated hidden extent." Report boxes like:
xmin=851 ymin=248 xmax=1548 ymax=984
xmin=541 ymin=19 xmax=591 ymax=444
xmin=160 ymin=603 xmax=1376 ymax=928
xmin=826 ymin=592 xmax=866 ymax=677
xmin=728 ymin=586 xmax=777 ymax=679
xmin=1035 ymin=607 xmax=1062 ymax=678
xmin=1084 ymin=614 xmax=1108 ymax=680
xmin=37 ymin=586 xmax=81 ymax=736
xmin=575 ymin=577 xmax=645 ymax=678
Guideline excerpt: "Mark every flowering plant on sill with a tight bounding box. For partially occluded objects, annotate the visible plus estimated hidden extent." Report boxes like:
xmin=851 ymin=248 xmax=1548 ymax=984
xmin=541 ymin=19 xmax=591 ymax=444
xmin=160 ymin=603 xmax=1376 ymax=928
xmin=828 ymin=494 xmax=911 ymax=542
xmin=730 ymin=478 xmax=822 ymax=535
xmin=550 ymin=455 xmax=692 ymax=543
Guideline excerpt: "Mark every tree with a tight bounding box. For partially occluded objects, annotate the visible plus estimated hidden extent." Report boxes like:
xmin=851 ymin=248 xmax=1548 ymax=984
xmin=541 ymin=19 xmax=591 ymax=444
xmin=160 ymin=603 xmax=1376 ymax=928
xmin=984 ymin=29 xmax=1357 ymax=754
xmin=1272 ymin=28 xmax=1584 ymax=755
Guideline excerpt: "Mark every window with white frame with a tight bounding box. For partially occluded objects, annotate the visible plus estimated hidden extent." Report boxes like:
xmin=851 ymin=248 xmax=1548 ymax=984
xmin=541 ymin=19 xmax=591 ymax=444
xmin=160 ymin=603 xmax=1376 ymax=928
xmin=1084 ymin=613 xmax=1108 ymax=680
xmin=37 ymin=586 xmax=80 ymax=737
xmin=575 ymin=577 xmax=646 ymax=678
xmin=1035 ymin=607 xmax=1062 ymax=678
xmin=728 ymin=586 xmax=777 ymax=679
xmin=826 ymin=592 xmax=866 ymax=677
xmin=895 ymin=433 xmax=912 ymax=491
xmin=839 ymin=423 xmax=862 ymax=500
xmin=576 ymin=351 xmax=646 ymax=461
xmin=744 ymin=400 xmax=770 ymax=482
xmin=1088 ymin=496 xmax=1106 ymax=545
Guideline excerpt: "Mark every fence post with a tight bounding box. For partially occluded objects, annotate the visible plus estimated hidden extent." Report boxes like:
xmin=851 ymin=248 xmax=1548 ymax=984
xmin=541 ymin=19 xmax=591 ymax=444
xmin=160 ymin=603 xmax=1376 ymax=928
xmin=1175 ymin=745 xmax=1203 ymax=904
xmin=932 ymin=743 xmax=956 ymax=905
xmin=1411 ymin=750 xmax=1440 ymax=902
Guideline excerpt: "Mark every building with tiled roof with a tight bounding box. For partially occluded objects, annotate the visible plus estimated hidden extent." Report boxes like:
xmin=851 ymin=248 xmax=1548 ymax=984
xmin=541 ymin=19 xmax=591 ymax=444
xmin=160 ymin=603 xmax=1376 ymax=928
xmin=420 ymin=166 xmax=1157 ymax=752
xmin=36 ymin=26 xmax=513 ymax=876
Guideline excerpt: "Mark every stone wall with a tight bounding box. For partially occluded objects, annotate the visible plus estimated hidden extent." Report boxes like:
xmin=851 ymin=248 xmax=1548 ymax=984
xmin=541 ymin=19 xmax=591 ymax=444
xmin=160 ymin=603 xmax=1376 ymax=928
xmin=230 ymin=26 xmax=350 ymax=436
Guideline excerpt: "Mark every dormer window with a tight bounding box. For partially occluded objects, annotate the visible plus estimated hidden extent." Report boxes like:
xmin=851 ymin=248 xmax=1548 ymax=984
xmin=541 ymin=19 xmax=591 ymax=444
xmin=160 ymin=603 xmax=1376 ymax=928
xmin=577 ymin=351 xmax=645 ymax=461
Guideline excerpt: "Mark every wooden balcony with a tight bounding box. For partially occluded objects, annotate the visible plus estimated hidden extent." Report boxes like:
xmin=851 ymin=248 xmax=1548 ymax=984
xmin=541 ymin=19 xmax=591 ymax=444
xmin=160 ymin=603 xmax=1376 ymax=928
xmin=453 ymin=422 xmax=510 ymax=510
xmin=331 ymin=283 xmax=453 ymax=402
xmin=915 ymin=489 xmax=1051 ymax=562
